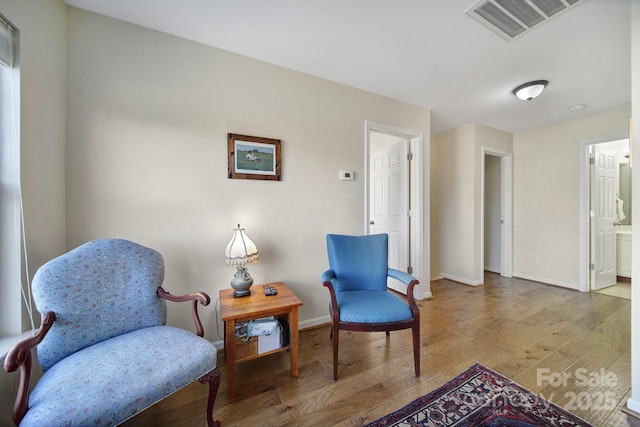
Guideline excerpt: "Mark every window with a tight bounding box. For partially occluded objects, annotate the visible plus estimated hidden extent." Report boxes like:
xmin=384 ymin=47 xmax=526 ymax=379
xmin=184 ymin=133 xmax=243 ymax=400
xmin=0 ymin=13 xmax=31 ymax=341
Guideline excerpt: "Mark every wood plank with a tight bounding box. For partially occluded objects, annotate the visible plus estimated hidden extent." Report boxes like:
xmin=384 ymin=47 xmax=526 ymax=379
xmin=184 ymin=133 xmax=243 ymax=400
xmin=123 ymin=273 xmax=640 ymax=427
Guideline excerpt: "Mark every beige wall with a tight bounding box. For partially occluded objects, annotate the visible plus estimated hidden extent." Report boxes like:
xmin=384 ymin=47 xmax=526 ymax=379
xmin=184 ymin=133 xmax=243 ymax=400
xmin=431 ymin=123 xmax=512 ymax=284
xmin=0 ymin=0 xmax=67 ymax=424
xmin=431 ymin=123 xmax=476 ymax=282
xmin=513 ymin=105 xmax=631 ymax=289
xmin=0 ymin=4 xmax=430 ymax=423
xmin=432 ymin=110 xmax=631 ymax=290
xmin=0 ymin=0 xmax=67 ymax=299
xmin=65 ymin=8 xmax=431 ymax=337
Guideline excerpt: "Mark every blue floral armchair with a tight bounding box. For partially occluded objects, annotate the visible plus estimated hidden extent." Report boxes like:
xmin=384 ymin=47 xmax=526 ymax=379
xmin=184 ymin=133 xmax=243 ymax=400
xmin=3 ymin=239 xmax=221 ymax=426
xmin=321 ymin=233 xmax=420 ymax=380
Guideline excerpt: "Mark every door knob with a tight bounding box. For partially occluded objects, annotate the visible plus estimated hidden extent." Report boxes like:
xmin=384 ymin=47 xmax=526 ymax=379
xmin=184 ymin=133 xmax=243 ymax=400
xmin=369 ymin=221 xmax=374 ymax=225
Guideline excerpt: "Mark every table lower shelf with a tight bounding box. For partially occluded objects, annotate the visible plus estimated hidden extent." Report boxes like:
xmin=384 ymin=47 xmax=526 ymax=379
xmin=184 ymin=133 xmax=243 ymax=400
xmin=233 ymin=336 xmax=290 ymax=362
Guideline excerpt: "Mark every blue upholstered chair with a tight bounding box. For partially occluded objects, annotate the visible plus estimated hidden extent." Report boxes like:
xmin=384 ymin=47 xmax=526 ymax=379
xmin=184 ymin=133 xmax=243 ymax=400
xmin=3 ymin=239 xmax=221 ymax=427
xmin=321 ymin=233 xmax=420 ymax=380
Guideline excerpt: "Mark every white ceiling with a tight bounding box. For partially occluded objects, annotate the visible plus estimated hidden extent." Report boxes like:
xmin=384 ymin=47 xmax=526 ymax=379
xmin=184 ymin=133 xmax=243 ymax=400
xmin=64 ymin=0 xmax=631 ymax=135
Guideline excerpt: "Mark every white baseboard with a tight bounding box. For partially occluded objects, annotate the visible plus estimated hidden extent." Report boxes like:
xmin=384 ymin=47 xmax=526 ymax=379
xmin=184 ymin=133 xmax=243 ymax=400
xmin=440 ymin=273 xmax=483 ymax=286
xmin=512 ymin=273 xmax=578 ymax=290
xmin=626 ymin=398 xmax=640 ymax=417
xmin=300 ymin=315 xmax=331 ymax=330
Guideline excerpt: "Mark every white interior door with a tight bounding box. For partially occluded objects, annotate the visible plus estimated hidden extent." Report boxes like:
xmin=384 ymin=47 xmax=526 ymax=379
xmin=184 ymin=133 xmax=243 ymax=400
xmin=369 ymin=139 xmax=409 ymax=295
xmin=592 ymin=145 xmax=617 ymax=290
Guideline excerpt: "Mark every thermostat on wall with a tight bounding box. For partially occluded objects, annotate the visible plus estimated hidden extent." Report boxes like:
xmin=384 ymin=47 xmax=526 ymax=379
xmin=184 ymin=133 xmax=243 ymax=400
xmin=339 ymin=170 xmax=354 ymax=181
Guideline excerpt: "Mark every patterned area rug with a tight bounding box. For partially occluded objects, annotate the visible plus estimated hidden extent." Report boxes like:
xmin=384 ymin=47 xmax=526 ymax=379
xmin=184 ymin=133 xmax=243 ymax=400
xmin=365 ymin=363 xmax=593 ymax=426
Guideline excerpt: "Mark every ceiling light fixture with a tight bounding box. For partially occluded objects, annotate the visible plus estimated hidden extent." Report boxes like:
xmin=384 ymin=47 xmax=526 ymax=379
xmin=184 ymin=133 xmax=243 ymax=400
xmin=512 ymin=80 xmax=548 ymax=101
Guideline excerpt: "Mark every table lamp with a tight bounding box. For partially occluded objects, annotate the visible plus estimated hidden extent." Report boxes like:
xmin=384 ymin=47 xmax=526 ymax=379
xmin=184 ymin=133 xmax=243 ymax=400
xmin=224 ymin=224 xmax=259 ymax=297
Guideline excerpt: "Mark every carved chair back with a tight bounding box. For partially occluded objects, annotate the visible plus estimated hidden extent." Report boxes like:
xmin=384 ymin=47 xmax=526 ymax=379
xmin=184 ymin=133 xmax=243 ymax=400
xmin=33 ymin=239 xmax=167 ymax=371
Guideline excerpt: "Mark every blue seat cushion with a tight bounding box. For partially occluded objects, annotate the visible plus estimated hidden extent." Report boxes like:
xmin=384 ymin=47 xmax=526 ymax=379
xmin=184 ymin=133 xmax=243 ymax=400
xmin=22 ymin=326 xmax=217 ymax=427
xmin=336 ymin=291 xmax=413 ymax=323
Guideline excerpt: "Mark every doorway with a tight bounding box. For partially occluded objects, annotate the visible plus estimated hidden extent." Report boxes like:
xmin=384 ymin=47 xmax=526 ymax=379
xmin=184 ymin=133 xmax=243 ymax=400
xmin=484 ymin=155 xmax=502 ymax=274
xmin=369 ymin=134 xmax=409 ymax=293
xmin=481 ymin=147 xmax=513 ymax=278
xmin=365 ymin=121 xmax=425 ymax=299
xmin=587 ymin=138 xmax=631 ymax=294
xmin=578 ymin=133 xmax=632 ymax=292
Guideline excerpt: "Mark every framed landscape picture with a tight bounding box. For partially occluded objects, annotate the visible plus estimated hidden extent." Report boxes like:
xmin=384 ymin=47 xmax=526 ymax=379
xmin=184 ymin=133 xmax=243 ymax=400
xmin=227 ymin=133 xmax=281 ymax=181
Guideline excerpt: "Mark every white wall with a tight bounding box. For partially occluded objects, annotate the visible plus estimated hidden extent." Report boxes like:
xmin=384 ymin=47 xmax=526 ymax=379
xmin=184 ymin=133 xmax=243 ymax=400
xmin=65 ymin=8 xmax=430 ymax=339
xmin=431 ymin=123 xmax=512 ymax=284
xmin=513 ymin=106 xmax=631 ymax=289
xmin=0 ymin=0 xmax=67 ymax=424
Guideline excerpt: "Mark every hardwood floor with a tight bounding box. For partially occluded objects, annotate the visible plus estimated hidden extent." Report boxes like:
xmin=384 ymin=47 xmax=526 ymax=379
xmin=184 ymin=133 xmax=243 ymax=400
xmin=123 ymin=273 xmax=639 ymax=426
xmin=597 ymin=281 xmax=632 ymax=300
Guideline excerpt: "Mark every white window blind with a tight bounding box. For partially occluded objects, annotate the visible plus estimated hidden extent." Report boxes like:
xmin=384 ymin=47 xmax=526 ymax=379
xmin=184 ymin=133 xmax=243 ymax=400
xmin=0 ymin=12 xmax=29 ymax=343
xmin=0 ymin=14 xmax=15 ymax=68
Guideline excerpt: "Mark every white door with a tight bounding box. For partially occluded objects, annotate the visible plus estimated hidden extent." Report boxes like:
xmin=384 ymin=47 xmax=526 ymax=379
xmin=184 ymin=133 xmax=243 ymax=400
xmin=369 ymin=139 xmax=410 ymax=295
xmin=591 ymin=145 xmax=617 ymax=290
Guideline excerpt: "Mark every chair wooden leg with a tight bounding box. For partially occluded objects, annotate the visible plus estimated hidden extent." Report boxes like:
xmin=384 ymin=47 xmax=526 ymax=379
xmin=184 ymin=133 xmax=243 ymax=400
xmin=332 ymin=323 xmax=339 ymax=381
xmin=199 ymin=367 xmax=221 ymax=427
xmin=412 ymin=322 xmax=420 ymax=377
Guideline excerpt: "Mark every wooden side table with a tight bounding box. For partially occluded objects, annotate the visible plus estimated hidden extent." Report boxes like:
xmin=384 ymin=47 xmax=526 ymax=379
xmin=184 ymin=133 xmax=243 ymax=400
xmin=219 ymin=282 xmax=303 ymax=399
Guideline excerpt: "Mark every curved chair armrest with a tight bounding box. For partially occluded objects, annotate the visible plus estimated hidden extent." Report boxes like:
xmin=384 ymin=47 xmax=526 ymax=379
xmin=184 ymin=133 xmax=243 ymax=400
xmin=387 ymin=268 xmax=416 ymax=285
xmin=3 ymin=311 xmax=56 ymax=425
xmin=321 ymin=270 xmax=340 ymax=320
xmin=387 ymin=268 xmax=420 ymax=318
xmin=157 ymin=287 xmax=211 ymax=337
xmin=321 ymin=269 xmax=336 ymax=284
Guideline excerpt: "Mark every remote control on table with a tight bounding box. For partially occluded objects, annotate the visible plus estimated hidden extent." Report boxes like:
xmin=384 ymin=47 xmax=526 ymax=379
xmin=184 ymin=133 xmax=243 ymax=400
xmin=263 ymin=285 xmax=278 ymax=296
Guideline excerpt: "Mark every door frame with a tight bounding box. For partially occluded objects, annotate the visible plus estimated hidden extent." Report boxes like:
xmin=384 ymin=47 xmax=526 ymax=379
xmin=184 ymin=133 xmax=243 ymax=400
xmin=365 ymin=120 xmax=427 ymax=299
xmin=480 ymin=146 xmax=513 ymax=278
xmin=578 ymin=132 xmax=629 ymax=292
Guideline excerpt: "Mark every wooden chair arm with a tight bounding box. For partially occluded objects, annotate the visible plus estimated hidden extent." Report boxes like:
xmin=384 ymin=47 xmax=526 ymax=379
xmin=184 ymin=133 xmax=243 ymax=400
xmin=387 ymin=268 xmax=420 ymax=319
xmin=157 ymin=287 xmax=210 ymax=337
xmin=3 ymin=311 xmax=56 ymax=425
xmin=405 ymin=279 xmax=420 ymax=321
xmin=322 ymin=280 xmax=340 ymax=324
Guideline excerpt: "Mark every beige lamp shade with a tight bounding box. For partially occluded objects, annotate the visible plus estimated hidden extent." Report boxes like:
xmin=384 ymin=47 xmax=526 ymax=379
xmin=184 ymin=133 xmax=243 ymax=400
xmin=224 ymin=224 xmax=259 ymax=267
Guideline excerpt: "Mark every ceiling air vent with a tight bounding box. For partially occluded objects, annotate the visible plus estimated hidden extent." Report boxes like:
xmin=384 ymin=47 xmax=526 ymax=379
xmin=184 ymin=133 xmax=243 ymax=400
xmin=465 ymin=0 xmax=585 ymax=41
